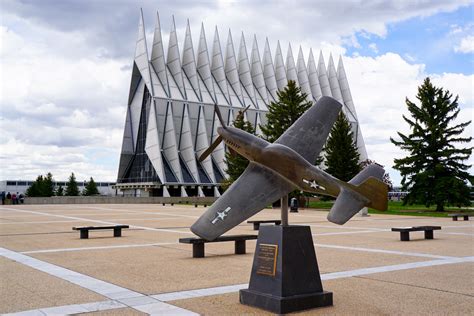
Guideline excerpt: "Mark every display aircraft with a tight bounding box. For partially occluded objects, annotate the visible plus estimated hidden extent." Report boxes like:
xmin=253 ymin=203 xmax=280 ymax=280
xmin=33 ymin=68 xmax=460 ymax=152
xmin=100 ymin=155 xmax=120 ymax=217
xmin=191 ymin=96 xmax=388 ymax=241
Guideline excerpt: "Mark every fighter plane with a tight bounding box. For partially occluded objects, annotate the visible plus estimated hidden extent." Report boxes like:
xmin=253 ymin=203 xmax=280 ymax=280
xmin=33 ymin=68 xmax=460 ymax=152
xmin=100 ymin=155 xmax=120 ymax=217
xmin=191 ymin=96 xmax=388 ymax=241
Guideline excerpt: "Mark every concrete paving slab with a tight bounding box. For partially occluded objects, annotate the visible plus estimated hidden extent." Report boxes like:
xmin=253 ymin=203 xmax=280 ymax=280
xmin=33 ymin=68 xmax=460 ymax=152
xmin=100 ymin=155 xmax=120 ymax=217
xmin=79 ymin=307 xmax=147 ymax=315
xmin=0 ymin=257 xmax=105 ymax=314
xmin=170 ymin=276 xmax=474 ymax=315
xmin=32 ymin=245 xmax=255 ymax=295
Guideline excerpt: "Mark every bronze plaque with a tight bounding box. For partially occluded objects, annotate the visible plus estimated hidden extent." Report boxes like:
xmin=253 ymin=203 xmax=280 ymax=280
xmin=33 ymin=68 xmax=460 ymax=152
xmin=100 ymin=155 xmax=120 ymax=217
xmin=256 ymin=243 xmax=278 ymax=276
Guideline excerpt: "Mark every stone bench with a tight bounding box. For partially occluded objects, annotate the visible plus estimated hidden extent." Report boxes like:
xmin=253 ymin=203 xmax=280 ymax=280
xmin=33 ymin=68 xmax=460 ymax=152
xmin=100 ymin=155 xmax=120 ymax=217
xmin=179 ymin=235 xmax=257 ymax=258
xmin=247 ymin=220 xmax=282 ymax=230
xmin=73 ymin=225 xmax=129 ymax=239
xmin=448 ymin=214 xmax=471 ymax=221
xmin=391 ymin=226 xmax=441 ymax=241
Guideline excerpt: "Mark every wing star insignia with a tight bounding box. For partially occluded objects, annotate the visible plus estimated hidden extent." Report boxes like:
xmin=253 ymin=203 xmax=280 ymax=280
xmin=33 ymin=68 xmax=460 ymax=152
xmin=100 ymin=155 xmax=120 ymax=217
xmin=211 ymin=207 xmax=232 ymax=224
xmin=303 ymin=178 xmax=326 ymax=191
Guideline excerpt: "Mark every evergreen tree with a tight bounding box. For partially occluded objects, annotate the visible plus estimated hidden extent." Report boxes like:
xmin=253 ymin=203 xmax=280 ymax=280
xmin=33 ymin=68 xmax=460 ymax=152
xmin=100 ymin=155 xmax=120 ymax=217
xmin=391 ymin=77 xmax=472 ymax=211
xmin=222 ymin=110 xmax=255 ymax=190
xmin=43 ymin=172 xmax=55 ymax=197
xmin=56 ymin=185 xmax=64 ymax=196
xmin=83 ymin=177 xmax=100 ymax=196
xmin=26 ymin=175 xmax=43 ymax=197
xmin=260 ymin=80 xmax=312 ymax=142
xmin=25 ymin=173 xmax=55 ymax=197
xmin=65 ymin=172 xmax=80 ymax=196
xmin=324 ymin=112 xmax=361 ymax=181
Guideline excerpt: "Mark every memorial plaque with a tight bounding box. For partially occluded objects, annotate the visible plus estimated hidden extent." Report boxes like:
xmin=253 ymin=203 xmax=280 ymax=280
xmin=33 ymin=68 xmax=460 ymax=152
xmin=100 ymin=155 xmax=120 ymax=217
xmin=256 ymin=243 xmax=278 ymax=276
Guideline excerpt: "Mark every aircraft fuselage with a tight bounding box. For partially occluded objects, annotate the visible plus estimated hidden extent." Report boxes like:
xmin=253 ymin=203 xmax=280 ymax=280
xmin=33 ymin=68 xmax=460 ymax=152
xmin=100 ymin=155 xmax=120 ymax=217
xmin=217 ymin=126 xmax=343 ymax=197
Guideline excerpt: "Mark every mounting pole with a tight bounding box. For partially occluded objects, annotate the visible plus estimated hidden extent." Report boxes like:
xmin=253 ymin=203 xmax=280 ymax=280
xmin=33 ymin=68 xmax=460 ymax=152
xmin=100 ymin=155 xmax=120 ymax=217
xmin=281 ymin=195 xmax=289 ymax=226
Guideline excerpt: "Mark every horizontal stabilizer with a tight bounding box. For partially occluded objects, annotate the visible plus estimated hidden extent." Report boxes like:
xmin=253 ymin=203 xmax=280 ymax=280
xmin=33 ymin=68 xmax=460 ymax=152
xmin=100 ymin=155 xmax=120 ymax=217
xmin=328 ymin=167 xmax=388 ymax=225
xmin=327 ymin=187 xmax=368 ymax=225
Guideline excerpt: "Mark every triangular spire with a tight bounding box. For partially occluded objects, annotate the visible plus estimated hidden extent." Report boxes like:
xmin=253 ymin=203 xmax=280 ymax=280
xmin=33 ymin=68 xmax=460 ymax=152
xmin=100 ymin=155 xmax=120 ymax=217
xmin=317 ymin=51 xmax=332 ymax=96
xmin=150 ymin=11 xmax=170 ymax=98
xmin=180 ymin=105 xmax=200 ymax=182
xmin=161 ymin=102 xmax=183 ymax=182
xmin=251 ymin=35 xmax=268 ymax=103
xmin=307 ymin=49 xmax=322 ymax=101
xmin=196 ymin=24 xmax=216 ymax=103
xmin=130 ymin=9 xmax=154 ymax=102
xmin=262 ymin=38 xmax=278 ymax=100
xmin=337 ymin=56 xmax=357 ymax=119
xmin=238 ymin=32 xmax=256 ymax=105
xmin=167 ymin=16 xmax=186 ymax=99
xmin=336 ymin=56 xmax=368 ymax=161
xmin=285 ymin=43 xmax=298 ymax=84
xmin=195 ymin=106 xmax=216 ymax=182
xmin=327 ymin=54 xmax=344 ymax=103
xmin=182 ymin=19 xmax=201 ymax=100
xmin=211 ymin=27 xmax=231 ymax=104
xmin=225 ymin=29 xmax=244 ymax=103
xmin=274 ymin=41 xmax=287 ymax=91
xmin=296 ymin=46 xmax=313 ymax=102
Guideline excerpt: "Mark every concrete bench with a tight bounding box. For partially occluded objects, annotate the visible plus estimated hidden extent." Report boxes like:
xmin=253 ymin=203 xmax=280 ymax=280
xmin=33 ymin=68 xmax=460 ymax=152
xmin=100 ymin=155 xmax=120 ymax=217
xmin=73 ymin=225 xmax=129 ymax=239
xmin=179 ymin=235 xmax=257 ymax=258
xmin=391 ymin=226 xmax=441 ymax=241
xmin=247 ymin=220 xmax=282 ymax=230
xmin=448 ymin=214 xmax=471 ymax=221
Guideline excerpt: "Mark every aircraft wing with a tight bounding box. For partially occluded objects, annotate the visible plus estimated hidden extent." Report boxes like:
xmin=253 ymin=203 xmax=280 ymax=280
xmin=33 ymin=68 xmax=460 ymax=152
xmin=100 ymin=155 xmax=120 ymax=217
xmin=190 ymin=162 xmax=295 ymax=240
xmin=276 ymin=96 xmax=342 ymax=162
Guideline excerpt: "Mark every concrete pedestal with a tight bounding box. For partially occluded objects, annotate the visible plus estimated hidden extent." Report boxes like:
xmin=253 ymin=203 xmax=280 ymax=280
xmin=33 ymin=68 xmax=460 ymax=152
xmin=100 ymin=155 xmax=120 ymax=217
xmin=240 ymin=225 xmax=332 ymax=314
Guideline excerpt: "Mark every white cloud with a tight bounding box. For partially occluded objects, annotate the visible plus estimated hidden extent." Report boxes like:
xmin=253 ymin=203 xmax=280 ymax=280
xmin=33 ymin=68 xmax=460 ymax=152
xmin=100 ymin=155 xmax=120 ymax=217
xmin=368 ymin=43 xmax=378 ymax=54
xmin=454 ymin=35 xmax=474 ymax=53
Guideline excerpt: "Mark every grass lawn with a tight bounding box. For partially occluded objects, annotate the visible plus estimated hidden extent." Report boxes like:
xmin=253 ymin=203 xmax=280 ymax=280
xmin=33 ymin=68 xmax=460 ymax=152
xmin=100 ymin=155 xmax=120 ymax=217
xmin=306 ymin=200 xmax=472 ymax=217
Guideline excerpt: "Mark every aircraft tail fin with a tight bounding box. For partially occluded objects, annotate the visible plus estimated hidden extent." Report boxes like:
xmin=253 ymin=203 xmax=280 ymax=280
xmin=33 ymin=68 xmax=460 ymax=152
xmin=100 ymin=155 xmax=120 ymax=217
xmin=327 ymin=166 xmax=388 ymax=225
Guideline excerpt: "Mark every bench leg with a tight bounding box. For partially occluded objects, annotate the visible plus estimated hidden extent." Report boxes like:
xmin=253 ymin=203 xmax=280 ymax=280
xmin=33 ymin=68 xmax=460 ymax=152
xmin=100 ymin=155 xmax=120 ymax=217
xmin=453 ymin=216 xmax=458 ymax=221
xmin=253 ymin=223 xmax=259 ymax=230
xmin=80 ymin=230 xmax=88 ymax=239
xmin=400 ymin=231 xmax=410 ymax=241
xmin=235 ymin=240 xmax=246 ymax=254
xmin=114 ymin=228 xmax=122 ymax=237
xmin=464 ymin=216 xmax=468 ymax=221
xmin=424 ymin=230 xmax=434 ymax=239
xmin=193 ymin=243 xmax=205 ymax=258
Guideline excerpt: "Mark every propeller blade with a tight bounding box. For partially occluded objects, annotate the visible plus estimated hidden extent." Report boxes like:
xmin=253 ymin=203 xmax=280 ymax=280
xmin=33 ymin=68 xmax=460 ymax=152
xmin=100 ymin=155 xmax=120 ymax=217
xmin=198 ymin=135 xmax=223 ymax=162
xmin=234 ymin=104 xmax=252 ymax=124
xmin=214 ymin=104 xmax=227 ymax=129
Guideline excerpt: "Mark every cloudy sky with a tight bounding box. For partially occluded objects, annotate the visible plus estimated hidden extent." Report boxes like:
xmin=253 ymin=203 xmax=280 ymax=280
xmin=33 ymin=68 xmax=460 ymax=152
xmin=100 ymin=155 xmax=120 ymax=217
xmin=0 ymin=0 xmax=473 ymax=186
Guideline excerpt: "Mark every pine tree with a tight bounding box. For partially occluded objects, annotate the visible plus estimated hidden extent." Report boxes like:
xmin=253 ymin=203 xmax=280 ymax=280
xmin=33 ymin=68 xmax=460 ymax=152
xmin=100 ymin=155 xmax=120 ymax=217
xmin=83 ymin=177 xmax=100 ymax=196
xmin=25 ymin=173 xmax=55 ymax=197
xmin=26 ymin=175 xmax=43 ymax=197
xmin=65 ymin=172 xmax=80 ymax=196
xmin=222 ymin=110 xmax=255 ymax=190
xmin=260 ymin=80 xmax=312 ymax=142
xmin=324 ymin=112 xmax=361 ymax=181
xmin=43 ymin=172 xmax=55 ymax=197
xmin=391 ymin=77 xmax=472 ymax=211
xmin=56 ymin=185 xmax=64 ymax=196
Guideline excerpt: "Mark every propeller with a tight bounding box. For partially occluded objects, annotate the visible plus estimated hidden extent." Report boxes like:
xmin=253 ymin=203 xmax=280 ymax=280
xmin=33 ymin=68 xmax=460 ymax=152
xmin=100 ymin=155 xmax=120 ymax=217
xmin=198 ymin=104 xmax=252 ymax=162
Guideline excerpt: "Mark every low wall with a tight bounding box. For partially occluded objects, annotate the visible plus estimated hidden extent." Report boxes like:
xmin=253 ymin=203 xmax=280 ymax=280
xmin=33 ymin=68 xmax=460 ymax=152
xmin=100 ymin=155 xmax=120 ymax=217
xmin=24 ymin=196 xmax=218 ymax=205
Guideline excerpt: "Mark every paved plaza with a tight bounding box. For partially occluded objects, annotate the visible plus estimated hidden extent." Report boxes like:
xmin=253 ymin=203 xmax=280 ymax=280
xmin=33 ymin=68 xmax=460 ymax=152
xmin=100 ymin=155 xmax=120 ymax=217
xmin=0 ymin=204 xmax=472 ymax=315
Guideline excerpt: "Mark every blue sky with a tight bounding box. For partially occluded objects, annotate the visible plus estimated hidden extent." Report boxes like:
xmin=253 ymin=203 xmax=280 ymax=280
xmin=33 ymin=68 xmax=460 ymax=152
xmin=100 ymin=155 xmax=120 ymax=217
xmin=346 ymin=5 xmax=473 ymax=74
xmin=0 ymin=0 xmax=472 ymax=186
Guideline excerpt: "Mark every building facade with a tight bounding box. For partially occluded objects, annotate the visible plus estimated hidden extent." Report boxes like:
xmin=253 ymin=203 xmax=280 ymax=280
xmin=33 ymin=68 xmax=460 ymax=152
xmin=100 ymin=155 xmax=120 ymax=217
xmin=0 ymin=180 xmax=116 ymax=196
xmin=116 ymin=10 xmax=368 ymax=197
